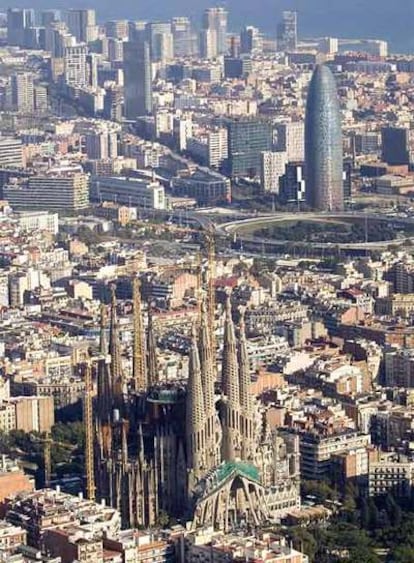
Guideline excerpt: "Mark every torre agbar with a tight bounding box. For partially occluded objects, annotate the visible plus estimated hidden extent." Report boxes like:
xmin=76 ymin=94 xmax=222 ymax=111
xmin=305 ymin=64 xmax=344 ymax=211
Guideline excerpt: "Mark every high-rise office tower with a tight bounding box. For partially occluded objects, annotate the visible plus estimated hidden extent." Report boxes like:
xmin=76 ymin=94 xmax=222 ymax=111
xmin=260 ymin=151 xmax=287 ymax=193
xmin=64 ymin=44 xmax=88 ymax=88
xmin=85 ymin=131 xmax=118 ymax=160
xmin=7 ymin=8 xmax=35 ymax=46
xmin=105 ymin=20 xmax=129 ymax=40
xmin=381 ymin=127 xmax=414 ymax=166
xmin=199 ymin=29 xmax=217 ymax=59
xmin=280 ymin=161 xmax=306 ymax=204
xmin=86 ymin=53 xmax=98 ymax=88
xmin=172 ymin=17 xmax=193 ymax=57
xmin=34 ymin=85 xmax=48 ymax=113
xmin=66 ymin=9 xmax=98 ymax=43
xmin=226 ymin=118 xmax=273 ymax=177
xmin=240 ymin=26 xmax=262 ymax=54
xmin=145 ymin=22 xmax=174 ymax=63
xmin=40 ymin=10 xmax=60 ymax=27
xmin=124 ymin=40 xmax=153 ymax=119
xmin=305 ymin=65 xmax=344 ymax=211
xmin=10 ymin=72 xmax=34 ymax=113
xmin=277 ymin=11 xmax=297 ymax=52
xmin=273 ymin=121 xmax=305 ymax=161
xmin=103 ymin=86 xmax=123 ymax=122
xmin=45 ymin=21 xmax=75 ymax=59
xmin=202 ymin=7 xmax=228 ymax=56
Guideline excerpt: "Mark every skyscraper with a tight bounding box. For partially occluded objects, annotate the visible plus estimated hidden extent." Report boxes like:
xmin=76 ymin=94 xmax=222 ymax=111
xmin=66 ymin=9 xmax=98 ymax=43
xmin=277 ymin=11 xmax=297 ymax=52
xmin=145 ymin=22 xmax=174 ymax=63
xmin=7 ymin=8 xmax=35 ymax=46
xmin=10 ymin=72 xmax=34 ymax=113
xmin=305 ymin=65 xmax=344 ymax=211
xmin=123 ymin=40 xmax=153 ymax=119
xmin=240 ymin=26 xmax=262 ymax=55
xmin=273 ymin=121 xmax=305 ymax=161
xmin=172 ymin=17 xmax=193 ymax=57
xmin=381 ymin=127 xmax=413 ymax=166
xmin=64 ymin=44 xmax=88 ymax=88
xmin=226 ymin=118 xmax=273 ymax=178
xmin=202 ymin=7 xmax=228 ymax=56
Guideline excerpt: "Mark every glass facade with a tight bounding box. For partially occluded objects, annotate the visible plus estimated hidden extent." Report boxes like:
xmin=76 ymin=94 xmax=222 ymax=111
xmin=226 ymin=119 xmax=273 ymax=178
xmin=124 ymin=40 xmax=152 ymax=119
xmin=305 ymin=65 xmax=344 ymax=211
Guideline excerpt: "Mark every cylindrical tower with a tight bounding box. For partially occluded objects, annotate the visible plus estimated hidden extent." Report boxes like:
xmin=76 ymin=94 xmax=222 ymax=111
xmin=305 ymin=64 xmax=343 ymax=211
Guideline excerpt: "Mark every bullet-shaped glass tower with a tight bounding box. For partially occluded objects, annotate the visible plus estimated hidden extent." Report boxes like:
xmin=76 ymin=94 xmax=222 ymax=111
xmin=305 ymin=65 xmax=343 ymax=211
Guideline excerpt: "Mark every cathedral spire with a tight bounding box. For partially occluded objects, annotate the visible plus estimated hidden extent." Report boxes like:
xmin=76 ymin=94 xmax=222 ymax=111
xmin=109 ymin=285 xmax=123 ymax=404
xmin=221 ymin=295 xmax=240 ymax=404
xmin=99 ymin=302 xmax=108 ymax=356
xmin=186 ymin=326 xmax=206 ymax=479
xmin=121 ymin=420 xmax=128 ymax=467
xmin=199 ymin=297 xmax=216 ymax=469
xmin=238 ymin=309 xmax=255 ymax=461
xmin=132 ymin=278 xmax=147 ymax=392
xmin=146 ymin=306 xmax=157 ymax=386
xmin=97 ymin=303 xmax=112 ymax=421
xmin=221 ymin=294 xmax=241 ymax=462
xmin=199 ymin=299 xmax=215 ymax=417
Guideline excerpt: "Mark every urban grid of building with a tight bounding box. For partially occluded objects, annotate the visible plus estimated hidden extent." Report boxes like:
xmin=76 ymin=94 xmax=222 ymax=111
xmin=0 ymin=3 xmax=412 ymax=563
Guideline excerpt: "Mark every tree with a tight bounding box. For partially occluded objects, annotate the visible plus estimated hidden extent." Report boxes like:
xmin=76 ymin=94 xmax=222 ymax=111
xmin=345 ymin=548 xmax=380 ymax=563
xmin=368 ymin=498 xmax=379 ymax=530
xmin=385 ymin=493 xmax=402 ymax=527
xmin=301 ymin=480 xmax=338 ymax=502
xmin=289 ymin=527 xmax=318 ymax=561
xmin=360 ymin=498 xmax=370 ymax=529
xmin=390 ymin=545 xmax=414 ymax=563
xmin=157 ymin=510 xmax=170 ymax=527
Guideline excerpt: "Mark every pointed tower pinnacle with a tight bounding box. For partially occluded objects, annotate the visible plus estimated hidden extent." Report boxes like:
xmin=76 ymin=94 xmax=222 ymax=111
xmin=99 ymin=303 xmax=108 ymax=356
xmin=238 ymin=308 xmax=255 ymax=461
xmin=206 ymin=232 xmax=217 ymax=377
xmin=199 ymin=297 xmax=216 ymax=469
xmin=146 ymin=306 xmax=158 ymax=386
xmin=221 ymin=294 xmax=241 ymax=462
xmin=186 ymin=325 xmax=206 ymax=479
xmin=133 ymin=278 xmax=147 ymax=392
xmin=97 ymin=304 xmax=112 ymax=421
xmin=109 ymin=285 xmax=123 ymax=404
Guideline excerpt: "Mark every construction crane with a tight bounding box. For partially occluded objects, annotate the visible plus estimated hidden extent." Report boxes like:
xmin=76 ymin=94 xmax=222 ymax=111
xmin=132 ymin=277 xmax=147 ymax=392
xmin=83 ymin=361 xmax=95 ymax=501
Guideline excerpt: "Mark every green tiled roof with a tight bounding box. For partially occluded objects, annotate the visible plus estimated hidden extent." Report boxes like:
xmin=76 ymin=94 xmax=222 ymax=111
xmin=213 ymin=461 xmax=260 ymax=487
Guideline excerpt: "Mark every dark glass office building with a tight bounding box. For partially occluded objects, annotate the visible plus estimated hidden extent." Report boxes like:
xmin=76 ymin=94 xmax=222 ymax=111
xmin=381 ymin=127 xmax=412 ymax=166
xmin=225 ymin=118 xmax=272 ymax=178
xmin=305 ymin=65 xmax=344 ymax=211
xmin=123 ymin=40 xmax=152 ymax=119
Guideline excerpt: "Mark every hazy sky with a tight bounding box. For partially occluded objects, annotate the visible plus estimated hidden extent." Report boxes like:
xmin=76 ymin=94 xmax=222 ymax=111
xmin=2 ymin=0 xmax=412 ymax=52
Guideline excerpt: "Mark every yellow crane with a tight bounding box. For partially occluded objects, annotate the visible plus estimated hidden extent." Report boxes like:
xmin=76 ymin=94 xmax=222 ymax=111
xmin=83 ymin=361 xmax=95 ymax=501
xmin=132 ymin=277 xmax=147 ymax=392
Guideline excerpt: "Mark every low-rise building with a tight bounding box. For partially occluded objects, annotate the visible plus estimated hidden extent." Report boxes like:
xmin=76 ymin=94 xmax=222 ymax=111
xmin=0 ymin=521 xmax=27 ymax=556
xmin=171 ymin=169 xmax=231 ymax=206
xmin=90 ymin=176 xmax=166 ymax=210
xmin=298 ymin=430 xmax=371 ymax=480
xmin=186 ymin=530 xmax=309 ymax=562
xmin=375 ymin=293 xmax=414 ymax=318
xmin=369 ymin=452 xmax=414 ymax=497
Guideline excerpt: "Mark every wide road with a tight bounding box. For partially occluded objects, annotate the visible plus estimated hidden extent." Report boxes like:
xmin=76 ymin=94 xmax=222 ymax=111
xmin=218 ymin=211 xmax=414 ymax=252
